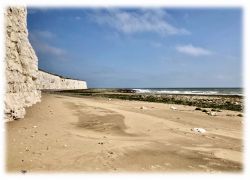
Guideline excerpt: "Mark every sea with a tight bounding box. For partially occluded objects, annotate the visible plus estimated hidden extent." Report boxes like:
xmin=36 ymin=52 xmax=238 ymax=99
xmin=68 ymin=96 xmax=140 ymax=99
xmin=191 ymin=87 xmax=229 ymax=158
xmin=132 ymin=88 xmax=243 ymax=96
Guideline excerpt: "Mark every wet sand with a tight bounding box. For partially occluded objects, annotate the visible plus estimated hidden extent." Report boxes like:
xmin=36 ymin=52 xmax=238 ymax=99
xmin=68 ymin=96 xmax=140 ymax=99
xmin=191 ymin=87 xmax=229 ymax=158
xmin=6 ymin=93 xmax=243 ymax=173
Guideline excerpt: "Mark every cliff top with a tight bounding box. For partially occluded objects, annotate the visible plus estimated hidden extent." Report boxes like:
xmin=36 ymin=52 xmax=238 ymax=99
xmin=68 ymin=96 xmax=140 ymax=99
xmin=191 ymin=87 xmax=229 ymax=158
xmin=38 ymin=69 xmax=86 ymax=82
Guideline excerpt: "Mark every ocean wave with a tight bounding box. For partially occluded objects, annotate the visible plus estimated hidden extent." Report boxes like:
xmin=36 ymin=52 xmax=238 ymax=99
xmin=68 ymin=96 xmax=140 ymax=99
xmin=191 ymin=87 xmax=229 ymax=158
xmin=133 ymin=89 xmax=242 ymax=95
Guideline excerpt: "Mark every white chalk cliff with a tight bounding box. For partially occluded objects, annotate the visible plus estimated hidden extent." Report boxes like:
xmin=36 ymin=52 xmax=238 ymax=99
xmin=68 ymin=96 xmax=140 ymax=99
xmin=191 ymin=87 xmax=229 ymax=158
xmin=4 ymin=7 xmax=87 ymax=121
xmin=37 ymin=70 xmax=87 ymax=90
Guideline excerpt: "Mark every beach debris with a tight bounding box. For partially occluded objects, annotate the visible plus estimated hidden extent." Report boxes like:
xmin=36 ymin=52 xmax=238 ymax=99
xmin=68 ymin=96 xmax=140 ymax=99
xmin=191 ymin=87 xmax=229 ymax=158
xmin=108 ymin=98 xmax=112 ymax=101
xmin=32 ymin=125 xmax=38 ymax=128
xmin=237 ymin=114 xmax=243 ymax=117
xmin=191 ymin=128 xmax=206 ymax=134
xmin=195 ymin=107 xmax=202 ymax=111
xmin=170 ymin=106 xmax=177 ymax=110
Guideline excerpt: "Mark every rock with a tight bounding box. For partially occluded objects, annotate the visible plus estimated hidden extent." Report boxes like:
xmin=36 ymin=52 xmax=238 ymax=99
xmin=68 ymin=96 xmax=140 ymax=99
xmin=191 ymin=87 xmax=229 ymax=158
xmin=191 ymin=128 xmax=206 ymax=134
xmin=202 ymin=109 xmax=208 ymax=113
xmin=195 ymin=107 xmax=202 ymax=111
xmin=140 ymin=106 xmax=147 ymax=110
xmin=207 ymin=112 xmax=217 ymax=116
xmin=170 ymin=106 xmax=177 ymax=110
xmin=211 ymin=108 xmax=222 ymax=112
xmin=237 ymin=114 xmax=243 ymax=117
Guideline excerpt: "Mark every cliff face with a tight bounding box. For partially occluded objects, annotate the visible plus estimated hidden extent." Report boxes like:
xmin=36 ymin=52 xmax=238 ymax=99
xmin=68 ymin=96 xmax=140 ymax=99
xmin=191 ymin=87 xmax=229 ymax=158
xmin=4 ymin=7 xmax=41 ymax=121
xmin=37 ymin=70 xmax=87 ymax=90
xmin=4 ymin=7 xmax=87 ymax=121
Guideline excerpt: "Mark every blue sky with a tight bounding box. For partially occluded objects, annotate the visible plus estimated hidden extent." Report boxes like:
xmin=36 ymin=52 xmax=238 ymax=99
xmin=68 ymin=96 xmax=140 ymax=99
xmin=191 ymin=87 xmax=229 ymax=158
xmin=27 ymin=8 xmax=242 ymax=88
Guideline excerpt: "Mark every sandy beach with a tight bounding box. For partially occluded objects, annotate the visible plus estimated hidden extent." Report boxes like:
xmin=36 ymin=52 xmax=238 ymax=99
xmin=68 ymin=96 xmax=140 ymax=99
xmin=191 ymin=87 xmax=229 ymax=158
xmin=6 ymin=93 xmax=243 ymax=173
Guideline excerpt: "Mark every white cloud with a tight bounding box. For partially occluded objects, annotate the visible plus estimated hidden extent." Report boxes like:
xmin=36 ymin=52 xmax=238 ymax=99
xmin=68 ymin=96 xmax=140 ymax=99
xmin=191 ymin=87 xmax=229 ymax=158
xmin=176 ymin=44 xmax=212 ymax=56
xmin=30 ymin=30 xmax=55 ymax=39
xmin=34 ymin=42 xmax=65 ymax=56
xmin=89 ymin=9 xmax=190 ymax=36
xmin=29 ymin=31 xmax=65 ymax=57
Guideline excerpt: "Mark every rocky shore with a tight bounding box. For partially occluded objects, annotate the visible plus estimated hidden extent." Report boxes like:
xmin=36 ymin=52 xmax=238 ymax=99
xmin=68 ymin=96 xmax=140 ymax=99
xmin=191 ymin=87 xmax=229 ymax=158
xmin=55 ymin=89 xmax=243 ymax=112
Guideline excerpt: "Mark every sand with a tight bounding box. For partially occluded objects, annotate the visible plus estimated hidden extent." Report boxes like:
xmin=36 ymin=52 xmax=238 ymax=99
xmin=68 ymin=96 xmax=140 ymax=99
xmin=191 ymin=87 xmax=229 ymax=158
xmin=6 ymin=93 xmax=243 ymax=173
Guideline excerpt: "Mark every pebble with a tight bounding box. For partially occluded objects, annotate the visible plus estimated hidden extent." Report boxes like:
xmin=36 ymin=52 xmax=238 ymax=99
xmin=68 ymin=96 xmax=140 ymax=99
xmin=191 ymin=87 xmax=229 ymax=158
xmin=108 ymin=151 xmax=114 ymax=154
xmin=21 ymin=170 xmax=27 ymax=174
xmin=191 ymin=128 xmax=206 ymax=134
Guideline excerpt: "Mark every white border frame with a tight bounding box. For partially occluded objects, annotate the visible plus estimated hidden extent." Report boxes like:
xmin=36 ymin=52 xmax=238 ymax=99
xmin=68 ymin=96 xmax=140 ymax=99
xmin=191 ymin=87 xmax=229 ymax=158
xmin=0 ymin=0 xmax=249 ymax=180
